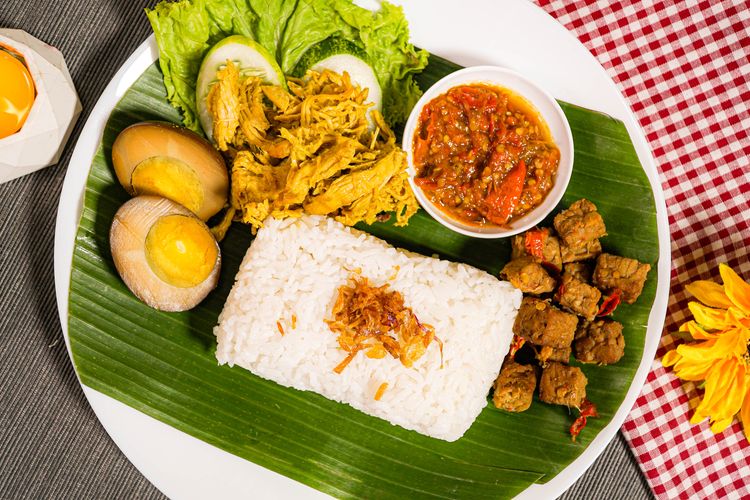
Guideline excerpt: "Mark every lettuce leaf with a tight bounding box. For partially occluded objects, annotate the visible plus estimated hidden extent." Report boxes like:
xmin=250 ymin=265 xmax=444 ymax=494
xmin=146 ymin=0 xmax=427 ymax=133
xmin=328 ymin=0 xmax=428 ymax=124
xmin=145 ymin=0 xmax=257 ymax=131
xmin=275 ymin=0 xmax=354 ymax=74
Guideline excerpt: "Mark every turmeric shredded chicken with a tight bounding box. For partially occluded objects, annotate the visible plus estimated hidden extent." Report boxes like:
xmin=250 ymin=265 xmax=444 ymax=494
xmin=206 ymin=61 xmax=418 ymax=231
xmin=326 ymin=274 xmax=442 ymax=373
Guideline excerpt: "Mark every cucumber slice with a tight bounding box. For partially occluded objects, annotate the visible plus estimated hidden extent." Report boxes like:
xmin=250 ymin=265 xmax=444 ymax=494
xmin=196 ymin=35 xmax=285 ymax=139
xmin=294 ymin=38 xmax=382 ymax=117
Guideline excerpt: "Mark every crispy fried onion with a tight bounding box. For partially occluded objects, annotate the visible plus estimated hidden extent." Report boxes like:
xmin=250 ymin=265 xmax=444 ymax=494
xmin=326 ymin=274 xmax=442 ymax=373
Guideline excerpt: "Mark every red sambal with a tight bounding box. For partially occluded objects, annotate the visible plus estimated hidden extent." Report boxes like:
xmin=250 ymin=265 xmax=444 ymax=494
xmin=412 ymin=84 xmax=560 ymax=226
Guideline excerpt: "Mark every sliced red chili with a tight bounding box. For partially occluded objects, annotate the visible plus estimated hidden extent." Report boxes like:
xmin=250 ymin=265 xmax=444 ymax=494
xmin=580 ymin=399 xmax=599 ymax=418
xmin=525 ymin=228 xmax=548 ymax=260
xmin=525 ymin=228 xmax=560 ymax=273
xmin=413 ymin=107 xmax=435 ymax=164
xmin=484 ymin=160 xmax=527 ymax=225
xmin=508 ymin=334 xmax=526 ymax=358
xmin=597 ymin=289 xmax=623 ymax=317
xmin=569 ymin=417 xmax=586 ymax=442
xmin=570 ymin=399 xmax=598 ymax=442
xmin=455 ymin=85 xmax=486 ymax=107
xmin=554 ymin=280 xmax=566 ymax=303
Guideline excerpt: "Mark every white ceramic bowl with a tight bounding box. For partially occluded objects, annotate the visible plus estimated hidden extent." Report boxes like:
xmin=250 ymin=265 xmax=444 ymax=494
xmin=402 ymin=65 xmax=574 ymax=238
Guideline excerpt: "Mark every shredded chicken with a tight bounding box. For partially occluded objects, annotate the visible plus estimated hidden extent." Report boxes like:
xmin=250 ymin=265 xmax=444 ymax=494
xmin=326 ymin=274 xmax=442 ymax=373
xmin=206 ymin=61 xmax=418 ymax=232
xmin=206 ymin=61 xmax=242 ymax=151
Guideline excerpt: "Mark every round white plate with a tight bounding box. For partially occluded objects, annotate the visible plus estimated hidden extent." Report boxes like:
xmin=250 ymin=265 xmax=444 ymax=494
xmin=54 ymin=1 xmax=670 ymax=498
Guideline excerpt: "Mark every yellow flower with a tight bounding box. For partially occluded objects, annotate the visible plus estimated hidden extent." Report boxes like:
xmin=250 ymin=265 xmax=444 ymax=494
xmin=663 ymin=264 xmax=750 ymax=439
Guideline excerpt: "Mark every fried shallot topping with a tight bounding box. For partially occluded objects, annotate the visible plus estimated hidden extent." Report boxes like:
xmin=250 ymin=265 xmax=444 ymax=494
xmin=374 ymin=382 xmax=389 ymax=401
xmin=326 ymin=274 xmax=442 ymax=373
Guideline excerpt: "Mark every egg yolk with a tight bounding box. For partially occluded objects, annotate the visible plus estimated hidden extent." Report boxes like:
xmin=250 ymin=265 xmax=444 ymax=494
xmin=131 ymin=156 xmax=205 ymax=216
xmin=145 ymin=215 xmax=218 ymax=288
xmin=0 ymin=49 xmax=35 ymax=139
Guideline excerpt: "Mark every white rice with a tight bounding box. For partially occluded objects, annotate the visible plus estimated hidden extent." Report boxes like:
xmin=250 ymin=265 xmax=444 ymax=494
xmin=214 ymin=215 xmax=522 ymax=441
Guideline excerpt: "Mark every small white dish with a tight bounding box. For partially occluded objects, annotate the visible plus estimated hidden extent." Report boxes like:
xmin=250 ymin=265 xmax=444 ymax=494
xmin=402 ymin=65 xmax=574 ymax=238
xmin=0 ymin=29 xmax=81 ymax=183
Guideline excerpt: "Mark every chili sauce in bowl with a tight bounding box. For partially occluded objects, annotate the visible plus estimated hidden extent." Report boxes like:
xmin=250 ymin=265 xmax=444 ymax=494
xmin=403 ymin=66 xmax=573 ymax=239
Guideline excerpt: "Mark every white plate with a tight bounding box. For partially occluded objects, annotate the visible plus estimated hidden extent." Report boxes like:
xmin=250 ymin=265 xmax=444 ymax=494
xmin=54 ymin=1 xmax=670 ymax=498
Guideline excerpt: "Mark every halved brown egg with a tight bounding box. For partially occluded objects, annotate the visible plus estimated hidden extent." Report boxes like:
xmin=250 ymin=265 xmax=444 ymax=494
xmin=112 ymin=122 xmax=228 ymax=221
xmin=110 ymin=196 xmax=221 ymax=312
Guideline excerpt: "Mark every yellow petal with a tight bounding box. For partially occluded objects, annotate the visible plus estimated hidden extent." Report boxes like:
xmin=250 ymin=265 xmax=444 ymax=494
xmin=720 ymin=264 xmax=750 ymax=315
xmin=689 ymin=301 xmax=730 ymax=330
xmin=686 ymin=280 xmax=734 ymax=309
xmin=710 ymin=416 xmax=734 ymax=433
xmin=695 ymin=359 xmax=734 ymax=416
xmin=668 ymin=341 xmax=718 ymax=380
xmin=727 ymin=306 xmax=750 ymax=330
xmin=690 ymin=409 xmax=707 ymax=425
xmin=721 ymin=363 xmax=748 ymax=418
xmin=675 ymin=339 xmax=721 ymax=361
xmin=672 ymin=356 xmax=715 ymax=381
xmin=687 ymin=328 xmax=747 ymax=359
xmin=740 ymin=383 xmax=750 ymax=443
xmin=680 ymin=320 xmax=717 ymax=340
xmin=695 ymin=360 xmax=746 ymax=433
xmin=720 ymin=328 xmax=750 ymax=358
xmin=662 ymin=349 xmax=681 ymax=367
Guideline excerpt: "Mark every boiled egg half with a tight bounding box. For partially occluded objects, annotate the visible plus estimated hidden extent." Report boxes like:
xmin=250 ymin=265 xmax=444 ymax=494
xmin=112 ymin=122 xmax=229 ymax=221
xmin=110 ymin=196 xmax=221 ymax=312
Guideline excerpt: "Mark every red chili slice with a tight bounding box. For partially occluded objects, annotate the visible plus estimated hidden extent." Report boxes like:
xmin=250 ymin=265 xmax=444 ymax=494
xmin=525 ymin=228 xmax=561 ymax=273
xmin=597 ymin=289 xmax=623 ymax=317
xmin=525 ymin=228 xmax=548 ymax=260
xmin=413 ymin=107 xmax=435 ymax=164
xmin=570 ymin=399 xmax=599 ymax=442
xmin=508 ymin=334 xmax=526 ymax=358
xmin=455 ymin=85 xmax=485 ymax=107
xmin=484 ymin=160 xmax=527 ymax=225
xmin=581 ymin=399 xmax=599 ymax=418
xmin=554 ymin=281 xmax=566 ymax=303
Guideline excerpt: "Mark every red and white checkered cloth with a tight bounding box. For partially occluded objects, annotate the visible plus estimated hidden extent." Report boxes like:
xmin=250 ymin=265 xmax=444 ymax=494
xmin=534 ymin=0 xmax=750 ymax=497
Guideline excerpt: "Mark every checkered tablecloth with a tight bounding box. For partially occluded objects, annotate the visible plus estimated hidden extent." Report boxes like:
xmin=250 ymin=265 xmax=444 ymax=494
xmin=534 ymin=0 xmax=750 ymax=497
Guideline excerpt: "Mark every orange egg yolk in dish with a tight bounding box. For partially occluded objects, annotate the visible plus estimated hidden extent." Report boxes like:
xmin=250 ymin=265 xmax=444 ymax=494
xmin=0 ymin=48 xmax=36 ymax=139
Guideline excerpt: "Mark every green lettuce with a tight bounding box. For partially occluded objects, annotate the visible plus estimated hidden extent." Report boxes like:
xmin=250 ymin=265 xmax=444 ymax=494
xmin=146 ymin=0 xmax=428 ymax=133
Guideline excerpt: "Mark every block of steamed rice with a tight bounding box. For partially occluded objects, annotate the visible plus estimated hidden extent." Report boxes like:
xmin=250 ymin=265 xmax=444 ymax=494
xmin=214 ymin=216 xmax=522 ymax=441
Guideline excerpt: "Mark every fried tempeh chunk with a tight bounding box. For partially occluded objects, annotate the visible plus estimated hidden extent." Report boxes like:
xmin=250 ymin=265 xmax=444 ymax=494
xmin=510 ymin=230 xmax=563 ymax=271
xmin=556 ymin=273 xmax=602 ymax=321
xmin=553 ymin=199 xmax=607 ymax=247
xmin=574 ymin=319 xmax=625 ymax=365
xmin=593 ymin=253 xmax=651 ymax=304
xmin=560 ymin=238 xmax=602 ymax=263
xmin=564 ymin=261 xmax=593 ymax=283
xmin=493 ymin=361 xmax=537 ymax=412
xmin=501 ymin=257 xmax=556 ymax=295
xmin=535 ymin=345 xmax=572 ymax=366
xmin=539 ymin=361 xmax=588 ymax=407
xmin=513 ymin=297 xmax=578 ymax=348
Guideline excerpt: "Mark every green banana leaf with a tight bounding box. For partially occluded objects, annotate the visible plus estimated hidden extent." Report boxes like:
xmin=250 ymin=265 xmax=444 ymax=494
xmin=68 ymin=54 xmax=658 ymax=498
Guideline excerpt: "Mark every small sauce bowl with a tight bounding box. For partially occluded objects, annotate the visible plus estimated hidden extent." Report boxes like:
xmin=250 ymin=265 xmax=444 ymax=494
xmin=403 ymin=65 xmax=574 ymax=239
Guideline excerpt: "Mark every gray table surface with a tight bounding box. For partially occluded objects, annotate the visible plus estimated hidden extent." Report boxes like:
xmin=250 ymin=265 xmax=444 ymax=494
xmin=0 ymin=1 xmax=653 ymax=498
